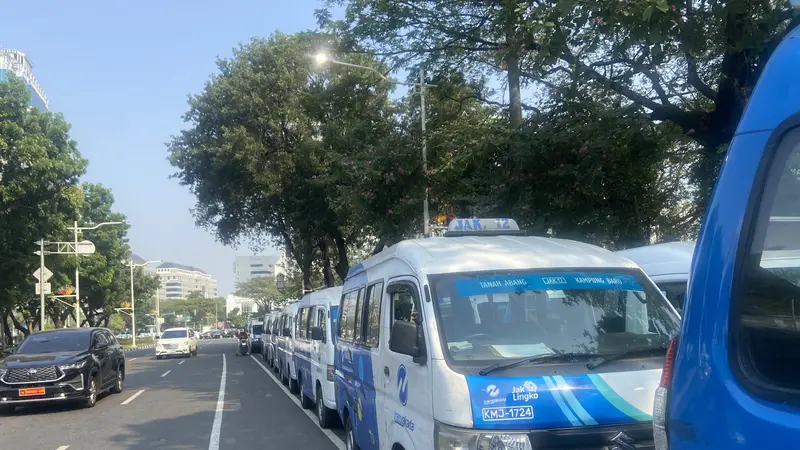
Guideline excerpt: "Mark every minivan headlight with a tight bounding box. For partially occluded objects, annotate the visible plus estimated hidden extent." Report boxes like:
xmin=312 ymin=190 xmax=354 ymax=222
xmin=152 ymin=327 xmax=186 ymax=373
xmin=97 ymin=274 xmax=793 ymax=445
xmin=58 ymin=360 xmax=87 ymax=371
xmin=435 ymin=421 xmax=532 ymax=450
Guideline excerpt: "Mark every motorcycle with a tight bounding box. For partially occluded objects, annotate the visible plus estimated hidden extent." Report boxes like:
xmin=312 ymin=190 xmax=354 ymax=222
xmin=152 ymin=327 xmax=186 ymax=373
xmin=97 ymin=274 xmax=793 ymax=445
xmin=236 ymin=337 xmax=250 ymax=356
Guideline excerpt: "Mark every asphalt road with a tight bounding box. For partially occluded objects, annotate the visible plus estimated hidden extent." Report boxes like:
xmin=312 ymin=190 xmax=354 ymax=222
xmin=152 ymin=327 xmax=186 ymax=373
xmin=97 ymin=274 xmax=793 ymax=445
xmin=0 ymin=339 xmax=346 ymax=450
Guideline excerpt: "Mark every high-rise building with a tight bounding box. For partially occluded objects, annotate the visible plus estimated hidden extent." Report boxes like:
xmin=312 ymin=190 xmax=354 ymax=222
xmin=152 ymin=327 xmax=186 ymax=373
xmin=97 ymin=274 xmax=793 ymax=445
xmin=0 ymin=49 xmax=49 ymax=110
xmin=154 ymin=262 xmax=218 ymax=300
xmin=233 ymin=254 xmax=282 ymax=286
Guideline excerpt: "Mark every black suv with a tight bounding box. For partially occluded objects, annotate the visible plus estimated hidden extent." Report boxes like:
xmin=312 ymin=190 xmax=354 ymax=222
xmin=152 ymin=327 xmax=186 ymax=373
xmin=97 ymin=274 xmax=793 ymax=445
xmin=0 ymin=327 xmax=125 ymax=413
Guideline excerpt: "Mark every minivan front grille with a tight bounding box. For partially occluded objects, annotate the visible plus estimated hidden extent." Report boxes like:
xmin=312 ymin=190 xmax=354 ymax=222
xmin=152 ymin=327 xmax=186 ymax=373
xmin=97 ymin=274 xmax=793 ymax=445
xmin=3 ymin=366 xmax=62 ymax=384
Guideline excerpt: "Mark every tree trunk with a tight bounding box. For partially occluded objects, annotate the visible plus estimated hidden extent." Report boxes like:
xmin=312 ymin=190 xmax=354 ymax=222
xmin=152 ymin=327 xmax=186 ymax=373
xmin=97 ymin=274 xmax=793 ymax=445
xmin=319 ymin=240 xmax=334 ymax=288
xmin=10 ymin=313 xmax=29 ymax=336
xmin=504 ymin=0 xmax=522 ymax=127
xmin=333 ymin=231 xmax=350 ymax=282
xmin=1 ymin=310 xmax=13 ymax=345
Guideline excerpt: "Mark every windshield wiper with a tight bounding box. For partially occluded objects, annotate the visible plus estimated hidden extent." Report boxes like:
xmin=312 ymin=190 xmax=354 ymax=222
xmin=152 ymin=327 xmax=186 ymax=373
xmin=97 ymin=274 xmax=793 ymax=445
xmin=586 ymin=346 xmax=668 ymax=370
xmin=479 ymin=352 xmax=597 ymax=376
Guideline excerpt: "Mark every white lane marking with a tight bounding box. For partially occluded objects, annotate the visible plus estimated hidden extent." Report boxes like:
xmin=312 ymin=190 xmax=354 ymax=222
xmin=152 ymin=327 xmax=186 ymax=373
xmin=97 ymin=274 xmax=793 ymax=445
xmin=249 ymin=355 xmax=345 ymax=450
xmin=161 ymin=370 xmax=171 ymax=378
xmin=120 ymin=389 xmax=145 ymax=405
xmin=179 ymin=360 xmax=185 ymax=365
xmin=56 ymin=446 xmax=70 ymax=450
xmin=208 ymin=354 xmax=226 ymax=450
xmin=130 ymin=358 xmax=137 ymax=361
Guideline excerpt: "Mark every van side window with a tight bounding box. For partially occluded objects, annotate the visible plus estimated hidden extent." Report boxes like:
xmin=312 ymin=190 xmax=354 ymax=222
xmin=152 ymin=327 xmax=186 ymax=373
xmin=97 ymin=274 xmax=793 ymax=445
xmin=339 ymin=290 xmax=358 ymax=342
xmin=353 ymin=288 xmax=365 ymax=343
xmin=734 ymin=128 xmax=800 ymax=398
xmin=365 ymin=282 xmax=384 ymax=347
xmin=317 ymin=307 xmax=326 ymax=338
xmin=296 ymin=308 xmax=305 ymax=339
xmin=390 ymin=283 xmax=422 ymax=328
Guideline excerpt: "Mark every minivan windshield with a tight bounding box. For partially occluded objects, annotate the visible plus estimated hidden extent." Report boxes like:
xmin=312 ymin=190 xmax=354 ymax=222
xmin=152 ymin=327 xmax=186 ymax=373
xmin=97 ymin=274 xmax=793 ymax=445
xmin=161 ymin=330 xmax=188 ymax=339
xmin=16 ymin=332 xmax=90 ymax=354
xmin=430 ymin=270 xmax=680 ymax=363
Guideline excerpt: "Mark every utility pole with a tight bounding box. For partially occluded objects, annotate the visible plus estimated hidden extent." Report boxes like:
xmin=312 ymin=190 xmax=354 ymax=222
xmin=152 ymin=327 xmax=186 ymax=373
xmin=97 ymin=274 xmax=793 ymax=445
xmin=130 ymin=261 xmax=136 ymax=348
xmin=420 ymin=66 xmax=430 ymax=237
xmin=74 ymin=221 xmax=80 ymax=327
xmin=39 ymin=240 xmax=46 ymax=330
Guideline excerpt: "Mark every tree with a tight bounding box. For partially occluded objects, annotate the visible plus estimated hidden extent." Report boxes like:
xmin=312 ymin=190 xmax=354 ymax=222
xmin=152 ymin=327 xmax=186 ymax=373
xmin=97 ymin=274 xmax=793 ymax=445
xmin=320 ymin=0 xmax=535 ymax=126
xmin=0 ymin=75 xmax=87 ymax=340
xmin=159 ymin=297 xmax=226 ymax=330
xmin=234 ymin=277 xmax=284 ymax=313
xmin=225 ymin=307 xmax=247 ymax=328
xmin=168 ymin=32 xmax=414 ymax=288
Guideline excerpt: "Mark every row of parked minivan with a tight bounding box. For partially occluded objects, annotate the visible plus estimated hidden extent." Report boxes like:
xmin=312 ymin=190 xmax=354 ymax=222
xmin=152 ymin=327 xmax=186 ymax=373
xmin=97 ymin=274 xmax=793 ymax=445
xmin=269 ymin=21 xmax=800 ymax=447
xmin=253 ymin=218 xmax=705 ymax=450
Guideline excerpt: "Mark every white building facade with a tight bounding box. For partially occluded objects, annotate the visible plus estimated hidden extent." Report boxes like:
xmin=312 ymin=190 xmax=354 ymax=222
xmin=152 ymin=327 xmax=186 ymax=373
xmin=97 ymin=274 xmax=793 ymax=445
xmin=233 ymin=254 xmax=283 ymax=286
xmin=154 ymin=262 xmax=218 ymax=300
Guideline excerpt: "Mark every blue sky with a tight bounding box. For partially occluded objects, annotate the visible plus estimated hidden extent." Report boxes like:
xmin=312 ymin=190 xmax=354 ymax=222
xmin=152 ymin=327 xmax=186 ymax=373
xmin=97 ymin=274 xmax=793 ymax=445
xmin=2 ymin=0 xmax=332 ymax=294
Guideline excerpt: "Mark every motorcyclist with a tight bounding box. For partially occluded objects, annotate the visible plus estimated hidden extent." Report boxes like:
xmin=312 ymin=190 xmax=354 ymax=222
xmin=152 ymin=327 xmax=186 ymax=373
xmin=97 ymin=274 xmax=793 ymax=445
xmin=235 ymin=328 xmax=249 ymax=340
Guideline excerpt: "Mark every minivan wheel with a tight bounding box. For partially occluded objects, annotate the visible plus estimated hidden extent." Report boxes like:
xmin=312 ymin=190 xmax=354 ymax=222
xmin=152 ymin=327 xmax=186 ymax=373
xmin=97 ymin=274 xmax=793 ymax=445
xmin=289 ymin=371 xmax=300 ymax=394
xmin=85 ymin=376 xmax=98 ymax=408
xmin=317 ymin=386 xmax=334 ymax=429
xmin=300 ymin=377 xmax=313 ymax=409
xmin=345 ymin=416 xmax=359 ymax=450
xmin=110 ymin=365 xmax=124 ymax=394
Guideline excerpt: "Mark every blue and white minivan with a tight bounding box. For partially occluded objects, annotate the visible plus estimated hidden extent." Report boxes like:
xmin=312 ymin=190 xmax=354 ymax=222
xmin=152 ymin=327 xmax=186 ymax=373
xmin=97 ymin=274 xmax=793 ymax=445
xmin=334 ymin=218 xmax=680 ymax=450
xmin=616 ymin=242 xmax=695 ymax=313
xmin=276 ymin=300 xmax=300 ymax=393
xmin=292 ymin=286 xmax=343 ymax=428
xmin=656 ymin=20 xmax=800 ymax=450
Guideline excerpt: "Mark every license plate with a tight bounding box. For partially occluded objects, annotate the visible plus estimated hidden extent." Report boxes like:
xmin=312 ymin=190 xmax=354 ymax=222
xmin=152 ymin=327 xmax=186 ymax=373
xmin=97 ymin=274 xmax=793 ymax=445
xmin=19 ymin=387 xmax=45 ymax=397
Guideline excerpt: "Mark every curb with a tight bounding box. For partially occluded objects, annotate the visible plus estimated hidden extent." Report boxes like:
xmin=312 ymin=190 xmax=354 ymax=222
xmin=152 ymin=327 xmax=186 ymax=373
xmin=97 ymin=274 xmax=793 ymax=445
xmin=124 ymin=344 xmax=155 ymax=353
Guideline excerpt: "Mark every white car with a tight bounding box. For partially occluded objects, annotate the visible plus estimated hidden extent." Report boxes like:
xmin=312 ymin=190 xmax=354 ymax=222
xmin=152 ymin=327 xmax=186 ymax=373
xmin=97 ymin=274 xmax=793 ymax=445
xmin=156 ymin=327 xmax=198 ymax=359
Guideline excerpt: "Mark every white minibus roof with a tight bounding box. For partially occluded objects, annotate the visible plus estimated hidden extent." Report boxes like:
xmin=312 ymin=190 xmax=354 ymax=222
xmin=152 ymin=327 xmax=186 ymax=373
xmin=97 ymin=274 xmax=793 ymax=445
xmin=615 ymin=241 xmax=695 ymax=280
xmin=351 ymin=234 xmax=640 ymax=277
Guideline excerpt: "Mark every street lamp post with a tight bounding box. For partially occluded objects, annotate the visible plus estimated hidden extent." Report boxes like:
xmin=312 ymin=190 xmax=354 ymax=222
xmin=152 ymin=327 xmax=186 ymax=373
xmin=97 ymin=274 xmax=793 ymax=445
xmin=127 ymin=259 xmax=161 ymax=348
xmin=69 ymin=220 xmax=126 ymax=327
xmin=313 ymin=54 xmax=437 ymax=236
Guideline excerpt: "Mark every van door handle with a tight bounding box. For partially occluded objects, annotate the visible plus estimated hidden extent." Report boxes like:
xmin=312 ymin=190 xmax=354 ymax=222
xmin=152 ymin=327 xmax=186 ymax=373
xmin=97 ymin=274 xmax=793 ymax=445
xmin=384 ymin=366 xmax=390 ymax=377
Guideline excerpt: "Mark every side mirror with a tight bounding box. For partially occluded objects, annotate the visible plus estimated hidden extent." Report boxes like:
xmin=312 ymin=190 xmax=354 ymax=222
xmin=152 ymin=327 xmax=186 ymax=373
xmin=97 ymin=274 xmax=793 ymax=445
xmin=282 ymin=327 xmax=292 ymax=337
xmin=155 ymin=335 xmax=160 ymax=340
xmin=311 ymin=326 xmax=325 ymax=342
xmin=2 ymin=348 xmax=13 ymax=356
xmin=389 ymin=321 xmax=423 ymax=360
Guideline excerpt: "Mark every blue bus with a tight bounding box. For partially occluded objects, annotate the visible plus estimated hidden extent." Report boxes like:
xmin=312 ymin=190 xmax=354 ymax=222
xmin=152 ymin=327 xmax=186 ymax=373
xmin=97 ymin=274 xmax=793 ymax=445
xmin=655 ymin=21 xmax=800 ymax=450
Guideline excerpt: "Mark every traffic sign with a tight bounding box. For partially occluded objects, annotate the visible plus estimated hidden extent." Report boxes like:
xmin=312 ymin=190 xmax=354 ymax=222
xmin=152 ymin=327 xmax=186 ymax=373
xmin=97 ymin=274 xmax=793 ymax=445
xmin=32 ymin=266 xmax=53 ymax=282
xmin=35 ymin=283 xmax=51 ymax=295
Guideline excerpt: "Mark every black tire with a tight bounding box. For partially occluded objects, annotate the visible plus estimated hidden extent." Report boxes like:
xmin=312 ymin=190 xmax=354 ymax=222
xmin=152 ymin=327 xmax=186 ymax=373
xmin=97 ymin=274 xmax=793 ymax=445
xmin=289 ymin=371 xmax=300 ymax=394
xmin=345 ymin=415 xmax=359 ymax=450
xmin=300 ymin=376 xmax=313 ymax=409
xmin=281 ymin=364 xmax=289 ymax=386
xmin=110 ymin=365 xmax=124 ymax=394
xmin=84 ymin=375 xmax=99 ymax=408
xmin=317 ymin=385 xmax=334 ymax=429
xmin=192 ymin=347 xmax=198 ymax=356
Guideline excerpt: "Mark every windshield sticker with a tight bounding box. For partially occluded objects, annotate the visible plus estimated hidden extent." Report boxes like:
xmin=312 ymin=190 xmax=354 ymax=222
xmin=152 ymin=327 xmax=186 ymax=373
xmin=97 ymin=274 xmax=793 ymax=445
xmin=455 ymin=273 xmax=642 ymax=297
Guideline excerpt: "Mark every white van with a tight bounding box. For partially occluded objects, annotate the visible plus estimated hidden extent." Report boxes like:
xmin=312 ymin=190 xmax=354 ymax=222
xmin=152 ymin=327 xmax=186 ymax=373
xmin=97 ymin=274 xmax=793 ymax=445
xmin=292 ymin=286 xmax=343 ymax=428
xmin=262 ymin=311 xmax=281 ymax=366
xmin=334 ymin=218 xmax=680 ymax=450
xmin=276 ymin=301 xmax=300 ymax=392
xmin=615 ymin=241 xmax=695 ymax=313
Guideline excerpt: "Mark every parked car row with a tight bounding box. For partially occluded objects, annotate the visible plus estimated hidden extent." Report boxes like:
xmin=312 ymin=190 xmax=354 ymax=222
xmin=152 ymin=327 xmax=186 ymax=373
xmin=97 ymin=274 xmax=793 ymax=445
xmin=257 ymin=218 xmax=688 ymax=449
